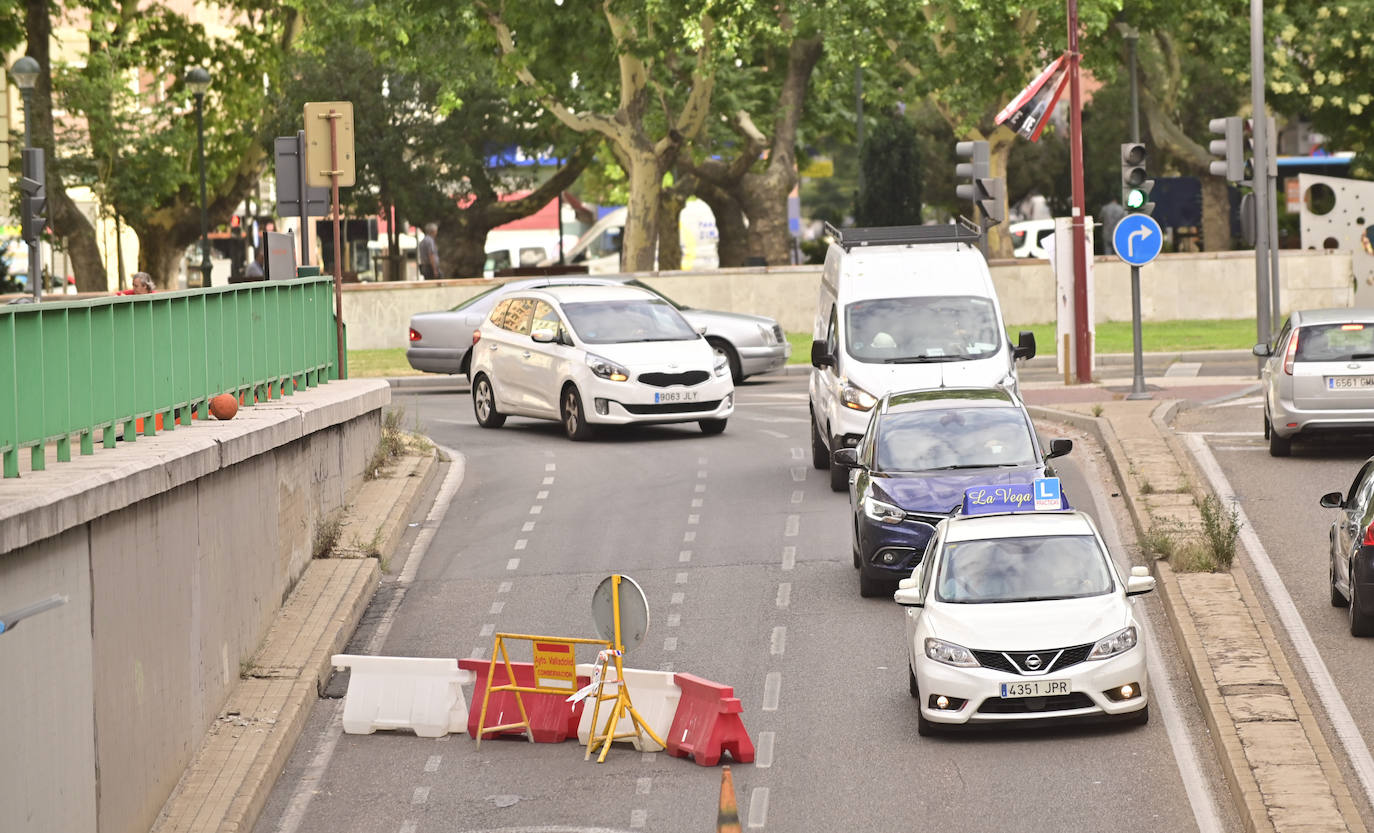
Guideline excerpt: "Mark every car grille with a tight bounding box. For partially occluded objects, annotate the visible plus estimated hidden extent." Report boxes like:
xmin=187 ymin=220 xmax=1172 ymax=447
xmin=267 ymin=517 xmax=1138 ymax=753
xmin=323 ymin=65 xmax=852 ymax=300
xmin=976 ymin=692 xmax=1095 ymax=714
xmin=771 ymin=324 xmax=785 ymax=342
xmin=972 ymin=643 xmax=1094 ymax=676
xmin=621 ymin=399 xmax=723 ymax=415
xmin=638 ymin=371 xmax=710 ymax=388
xmin=904 ymin=512 xmax=948 ymax=527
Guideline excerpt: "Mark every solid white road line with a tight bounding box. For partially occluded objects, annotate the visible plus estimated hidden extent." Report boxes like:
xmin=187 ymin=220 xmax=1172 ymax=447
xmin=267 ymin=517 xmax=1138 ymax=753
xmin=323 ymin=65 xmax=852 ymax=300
xmin=1187 ymin=433 xmax=1374 ymax=814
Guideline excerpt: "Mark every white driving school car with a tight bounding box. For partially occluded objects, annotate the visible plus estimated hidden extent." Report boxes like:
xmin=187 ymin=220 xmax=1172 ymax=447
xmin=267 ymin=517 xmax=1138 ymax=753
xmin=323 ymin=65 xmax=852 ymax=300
xmin=895 ymin=480 xmax=1156 ymax=734
xmin=469 ymin=285 xmax=734 ymax=440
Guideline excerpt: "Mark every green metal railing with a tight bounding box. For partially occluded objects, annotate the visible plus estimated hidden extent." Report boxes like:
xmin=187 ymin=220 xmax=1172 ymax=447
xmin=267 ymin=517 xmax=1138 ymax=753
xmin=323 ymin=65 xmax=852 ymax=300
xmin=0 ymin=277 xmax=341 ymax=478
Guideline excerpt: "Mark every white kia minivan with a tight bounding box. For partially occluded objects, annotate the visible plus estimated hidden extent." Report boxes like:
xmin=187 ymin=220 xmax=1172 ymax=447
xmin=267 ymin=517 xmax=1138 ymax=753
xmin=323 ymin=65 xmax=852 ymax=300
xmin=808 ymin=222 xmax=1037 ymax=490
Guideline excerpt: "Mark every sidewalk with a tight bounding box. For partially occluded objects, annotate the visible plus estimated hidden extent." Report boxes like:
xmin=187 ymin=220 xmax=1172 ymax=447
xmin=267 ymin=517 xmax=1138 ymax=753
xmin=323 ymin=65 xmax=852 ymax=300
xmin=1029 ymin=374 xmax=1365 ymax=833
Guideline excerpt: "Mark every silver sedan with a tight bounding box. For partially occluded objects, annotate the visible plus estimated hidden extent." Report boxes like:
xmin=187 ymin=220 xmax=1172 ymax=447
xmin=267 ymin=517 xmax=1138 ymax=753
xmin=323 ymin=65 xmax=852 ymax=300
xmin=1254 ymin=308 xmax=1374 ymax=456
xmin=406 ymin=276 xmax=790 ymax=384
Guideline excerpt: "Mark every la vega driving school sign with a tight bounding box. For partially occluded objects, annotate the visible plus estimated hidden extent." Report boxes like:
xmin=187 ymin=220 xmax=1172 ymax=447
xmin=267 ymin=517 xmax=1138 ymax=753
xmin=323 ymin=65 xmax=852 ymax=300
xmin=962 ymin=478 xmax=1066 ymax=515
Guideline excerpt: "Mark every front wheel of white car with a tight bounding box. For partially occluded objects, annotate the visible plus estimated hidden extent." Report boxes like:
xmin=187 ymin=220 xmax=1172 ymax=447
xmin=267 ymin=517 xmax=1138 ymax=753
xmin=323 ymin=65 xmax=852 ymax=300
xmin=472 ymin=375 xmax=505 ymax=428
xmin=561 ymin=385 xmax=596 ymax=441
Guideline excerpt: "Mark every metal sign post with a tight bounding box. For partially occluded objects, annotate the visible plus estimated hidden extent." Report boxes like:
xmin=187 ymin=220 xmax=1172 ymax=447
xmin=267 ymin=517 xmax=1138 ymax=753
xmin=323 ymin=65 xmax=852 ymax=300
xmin=1113 ymin=213 xmax=1164 ymax=400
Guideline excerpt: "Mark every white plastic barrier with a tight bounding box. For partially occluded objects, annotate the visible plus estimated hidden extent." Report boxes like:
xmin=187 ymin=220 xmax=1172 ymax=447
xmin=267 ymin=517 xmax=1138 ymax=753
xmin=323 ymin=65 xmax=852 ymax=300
xmin=574 ymin=663 xmax=681 ymax=752
xmin=332 ymin=654 xmax=472 ymax=738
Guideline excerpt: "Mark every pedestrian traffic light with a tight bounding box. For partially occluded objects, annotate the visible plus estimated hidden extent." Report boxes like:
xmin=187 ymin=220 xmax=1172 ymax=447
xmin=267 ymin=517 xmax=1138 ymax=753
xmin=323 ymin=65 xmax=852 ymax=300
xmin=1120 ymin=143 xmax=1154 ymax=216
xmin=955 ymin=140 xmax=1004 ymax=224
xmin=19 ymin=147 xmax=46 ymax=242
xmin=1207 ymin=117 xmax=1244 ymax=182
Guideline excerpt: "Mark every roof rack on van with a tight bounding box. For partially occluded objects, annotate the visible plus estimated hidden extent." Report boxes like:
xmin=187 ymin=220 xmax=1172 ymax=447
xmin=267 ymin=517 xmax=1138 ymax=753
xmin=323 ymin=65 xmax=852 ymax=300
xmin=823 ymin=218 xmax=982 ymax=251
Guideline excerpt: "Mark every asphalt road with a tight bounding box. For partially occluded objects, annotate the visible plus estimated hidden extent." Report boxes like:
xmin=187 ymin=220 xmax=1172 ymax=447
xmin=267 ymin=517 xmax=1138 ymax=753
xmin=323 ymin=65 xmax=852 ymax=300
xmin=1177 ymin=394 xmax=1374 ymax=827
xmin=252 ymin=373 xmax=1236 ymax=833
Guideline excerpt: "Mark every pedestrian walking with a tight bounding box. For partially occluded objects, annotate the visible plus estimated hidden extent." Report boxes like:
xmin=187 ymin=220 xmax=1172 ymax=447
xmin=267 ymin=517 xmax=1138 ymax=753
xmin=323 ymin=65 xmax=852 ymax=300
xmin=1099 ymin=199 xmax=1126 ymax=255
xmin=418 ymin=223 xmax=441 ymax=279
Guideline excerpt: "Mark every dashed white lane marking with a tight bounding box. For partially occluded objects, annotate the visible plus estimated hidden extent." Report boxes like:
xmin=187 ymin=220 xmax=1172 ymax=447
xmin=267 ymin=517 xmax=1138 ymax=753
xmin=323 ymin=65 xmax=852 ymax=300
xmin=762 ymin=672 xmax=781 ymax=711
xmin=679 ymin=550 xmax=692 ymax=563
xmin=776 ymin=583 xmax=791 ymax=609
xmin=507 ymin=558 xmax=520 ymax=570
xmin=663 ymin=637 xmax=678 ymax=651
xmin=514 ymin=539 xmax=527 ymax=550
xmin=688 ymin=514 xmax=700 ymax=525
xmin=698 ymin=469 xmax=708 ymax=479
xmin=469 ymin=645 xmax=485 ymax=659
xmin=683 ymin=531 xmax=696 ymax=542
xmin=692 ymin=498 xmax=704 ymax=508
xmin=781 ymin=547 xmax=795 ymax=570
xmin=545 ymin=463 xmax=556 ymax=471
xmin=424 ymin=755 xmax=441 ymax=773
xmin=769 ymin=626 xmax=787 ymax=656
xmin=760 ymin=429 xmax=788 ymax=438
xmin=536 ymin=490 xmax=549 ymax=500
xmin=695 ymin=484 xmax=706 ymax=493
xmin=790 ymin=447 xmax=804 ymax=460
xmin=399 ymin=822 xmax=417 ymax=833
xmin=790 ymin=490 xmax=804 ymax=504
xmin=522 ymin=521 xmax=536 ymax=532
xmin=489 ymin=601 xmax=505 ymax=615
xmin=756 ymin=732 xmax=775 ymax=769
xmin=636 ymin=777 xmax=652 ymax=795
xmin=1188 ymin=434 xmax=1374 ymax=818
xmin=411 ymin=787 xmax=430 ymax=805
xmin=784 ymin=515 xmax=799 ymax=536
xmin=542 ymin=476 xmax=555 ymax=485
xmin=641 ymin=751 xmax=656 ymax=763
xmin=479 ymin=623 xmax=495 ymax=637
xmin=630 ymin=809 xmax=647 ymax=829
xmin=497 ymin=582 xmax=512 ymax=593
xmin=671 ymin=592 xmax=685 ymax=605
xmin=698 ymin=456 xmax=708 ymax=464
xmin=529 ymin=505 xmax=543 ymax=515
xmin=675 ymin=572 xmax=689 ymax=584
xmin=658 ymin=662 xmax=674 ymax=672
xmin=748 ymin=787 xmax=770 ymax=829
xmin=790 ymin=467 xmax=806 ymax=482
xmin=667 ymin=613 xmax=681 ymax=627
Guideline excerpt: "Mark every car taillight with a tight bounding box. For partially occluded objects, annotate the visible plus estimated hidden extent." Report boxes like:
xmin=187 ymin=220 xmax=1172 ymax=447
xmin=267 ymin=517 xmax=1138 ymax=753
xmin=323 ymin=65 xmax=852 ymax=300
xmin=1363 ymin=522 xmax=1374 ymax=547
xmin=1283 ymin=330 xmax=1299 ymax=375
xmin=409 ymin=327 xmax=421 ymax=342
xmin=472 ymin=330 xmax=482 ymax=345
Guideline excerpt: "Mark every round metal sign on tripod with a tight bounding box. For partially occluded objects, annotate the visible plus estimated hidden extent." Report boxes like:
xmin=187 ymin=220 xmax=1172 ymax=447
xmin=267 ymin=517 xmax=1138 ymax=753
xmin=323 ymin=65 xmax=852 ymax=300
xmin=591 ymin=574 xmax=650 ymax=652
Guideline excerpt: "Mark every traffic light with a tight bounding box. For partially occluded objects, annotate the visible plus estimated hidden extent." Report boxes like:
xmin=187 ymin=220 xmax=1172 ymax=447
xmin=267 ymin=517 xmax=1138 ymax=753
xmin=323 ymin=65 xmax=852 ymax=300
xmin=1207 ymin=117 xmax=1244 ymax=182
xmin=1120 ymin=143 xmax=1155 ymax=216
xmin=955 ymin=140 xmax=1005 ymax=224
xmin=19 ymin=148 xmax=46 ymax=242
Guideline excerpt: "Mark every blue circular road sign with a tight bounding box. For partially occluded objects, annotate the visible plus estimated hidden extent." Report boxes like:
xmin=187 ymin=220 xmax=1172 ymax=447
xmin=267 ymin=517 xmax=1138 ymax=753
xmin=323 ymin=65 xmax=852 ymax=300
xmin=1113 ymin=213 xmax=1163 ymax=266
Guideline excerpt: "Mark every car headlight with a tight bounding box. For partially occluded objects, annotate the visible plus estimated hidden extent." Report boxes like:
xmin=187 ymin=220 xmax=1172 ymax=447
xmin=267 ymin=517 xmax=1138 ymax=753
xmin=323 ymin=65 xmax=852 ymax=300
xmin=840 ymin=379 xmax=877 ymax=411
xmin=757 ymin=323 xmax=778 ymax=345
xmin=586 ymin=353 xmax=629 ymax=382
xmin=714 ymin=352 xmax=730 ymax=377
xmin=924 ymin=637 xmax=980 ymax=668
xmin=1088 ymin=626 xmax=1137 ymax=660
xmin=863 ymin=495 xmax=906 ymax=524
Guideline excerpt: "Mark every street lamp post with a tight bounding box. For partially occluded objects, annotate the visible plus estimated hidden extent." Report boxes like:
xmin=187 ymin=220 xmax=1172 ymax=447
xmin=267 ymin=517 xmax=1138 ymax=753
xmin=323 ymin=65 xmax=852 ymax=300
xmin=186 ymin=67 xmax=211 ymax=288
xmin=11 ymin=56 xmax=41 ymax=300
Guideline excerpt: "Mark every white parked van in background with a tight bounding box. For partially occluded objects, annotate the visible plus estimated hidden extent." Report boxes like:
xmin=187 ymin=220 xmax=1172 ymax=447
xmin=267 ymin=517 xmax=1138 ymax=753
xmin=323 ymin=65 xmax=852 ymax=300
xmin=548 ymin=200 xmax=719 ymax=273
xmin=809 ymin=222 xmax=1037 ymax=490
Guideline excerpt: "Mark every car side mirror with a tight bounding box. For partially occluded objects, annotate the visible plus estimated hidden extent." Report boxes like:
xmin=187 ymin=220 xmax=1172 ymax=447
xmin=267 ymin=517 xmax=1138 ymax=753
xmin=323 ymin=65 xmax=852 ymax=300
xmin=1126 ymin=575 xmax=1156 ymax=596
xmin=1253 ymin=343 xmax=1272 ymax=357
xmin=1046 ymin=438 xmax=1073 ymax=459
xmin=893 ymin=587 xmax=924 ymax=607
xmin=897 ymin=576 xmax=918 ymax=590
xmin=1014 ymin=330 xmax=1037 ymax=360
xmin=696 ymin=326 xmax=708 ymax=336
xmin=811 ymin=339 xmax=835 ymax=369
xmin=531 ymin=330 xmax=556 ymax=343
xmin=832 ymin=447 xmax=859 ymax=468
xmin=1320 ymin=491 xmax=1345 ymax=509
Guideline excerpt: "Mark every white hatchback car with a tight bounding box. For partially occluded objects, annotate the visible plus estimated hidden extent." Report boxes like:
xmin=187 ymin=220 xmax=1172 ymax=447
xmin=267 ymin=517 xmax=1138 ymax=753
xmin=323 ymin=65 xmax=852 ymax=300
xmin=895 ymin=482 xmax=1155 ymax=734
xmin=469 ymin=285 xmax=735 ymax=439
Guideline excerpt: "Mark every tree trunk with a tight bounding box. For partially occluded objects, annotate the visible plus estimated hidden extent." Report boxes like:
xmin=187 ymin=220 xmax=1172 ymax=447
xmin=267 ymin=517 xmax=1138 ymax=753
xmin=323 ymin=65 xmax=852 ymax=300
xmin=622 ymin=147 xmax=663 ymax=272
xmin=737 ymin=172 xmax=791 ymax=266
xmin=656 ymin=188 xmax=685 ymax=272
xmin=27 ymin=0 xmax=107 ymax=291
xmin=136 ymin=229 xmax=187 ymax=289
xmin=984 ymin=126 xmax=1017 ymax=259
xmin=693 ymin=181 xmax=750 ymax=267
xmin=1201 ymin=177 xmax=1232 ymax=252
xmin=438 ymin=212 xmax=491 ymax=279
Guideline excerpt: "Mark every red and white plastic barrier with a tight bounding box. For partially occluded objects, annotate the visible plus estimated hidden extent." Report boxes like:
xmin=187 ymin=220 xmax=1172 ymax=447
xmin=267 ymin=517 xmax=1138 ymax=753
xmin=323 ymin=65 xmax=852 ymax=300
xmin=665 ymin=673 xmax=755 ymax=766
xmin=458 ymin=658 xmax=591 ymax=743
xmin=332 ymin=655 xmax=471 ymax=738
xmin=573 ymin=663 xmax=682 ymax=752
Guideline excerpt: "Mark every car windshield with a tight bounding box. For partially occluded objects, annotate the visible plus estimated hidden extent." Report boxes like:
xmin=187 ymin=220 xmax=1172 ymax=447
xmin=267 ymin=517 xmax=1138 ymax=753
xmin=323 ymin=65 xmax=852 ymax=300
xmin=449 ymin=284 xmax=506 ymax=312
xmin=876 ymin=407 xmax=1038 ymax=471
xmin=846 ymin=296 xmax=1001 ymax=362
xmin=1295 ymin=323 xmax=1374 ymax=362
xmin=936 ymin=534 xmax=1114 ymax=604
xmin=561 ymin=299 xmax=698 ymax=344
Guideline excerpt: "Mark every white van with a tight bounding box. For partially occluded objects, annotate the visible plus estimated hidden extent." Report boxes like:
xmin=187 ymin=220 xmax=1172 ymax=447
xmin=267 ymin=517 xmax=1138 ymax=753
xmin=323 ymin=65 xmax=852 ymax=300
xmin=549 ymin=200 xmax=719 ymax=273
xmin=808 ymin=222 xmax=1037 ymax=490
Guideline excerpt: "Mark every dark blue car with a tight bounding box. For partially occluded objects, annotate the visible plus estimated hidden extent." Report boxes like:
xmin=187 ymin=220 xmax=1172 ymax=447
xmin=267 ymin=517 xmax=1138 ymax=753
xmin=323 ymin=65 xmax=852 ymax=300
xmin=833 ymin=387 xmax=1073 ymax=597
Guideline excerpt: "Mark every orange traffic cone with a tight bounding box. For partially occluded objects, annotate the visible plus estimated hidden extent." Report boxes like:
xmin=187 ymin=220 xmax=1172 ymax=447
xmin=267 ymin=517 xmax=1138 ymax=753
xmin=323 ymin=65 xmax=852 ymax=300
xmin=717 ymin=765 xmax=741 ymax=833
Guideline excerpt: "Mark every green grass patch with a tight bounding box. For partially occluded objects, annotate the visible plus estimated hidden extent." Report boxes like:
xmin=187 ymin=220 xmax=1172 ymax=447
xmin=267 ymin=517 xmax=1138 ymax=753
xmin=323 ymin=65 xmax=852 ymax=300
xmin=786 ymin=332 xmax=813 ymax=364
xmin=1008 ymin=318 xmax=1258 ymax=355
xmin=348 ymin=348 xmax=424 ymax=378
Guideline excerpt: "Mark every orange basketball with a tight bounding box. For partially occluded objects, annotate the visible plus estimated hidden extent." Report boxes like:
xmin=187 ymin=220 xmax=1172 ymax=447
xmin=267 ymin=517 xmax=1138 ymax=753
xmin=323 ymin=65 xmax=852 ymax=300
xmin=208 ymin=394 xmax=238 ymax=420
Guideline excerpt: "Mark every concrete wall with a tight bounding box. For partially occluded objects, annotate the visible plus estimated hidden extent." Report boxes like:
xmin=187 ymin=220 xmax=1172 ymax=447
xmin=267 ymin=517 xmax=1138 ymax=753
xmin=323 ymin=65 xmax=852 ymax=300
xmin=0 ymin=379 xmax=388 ymax=833
xmin=341 ymin=250 xmax=1354 ymax=349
